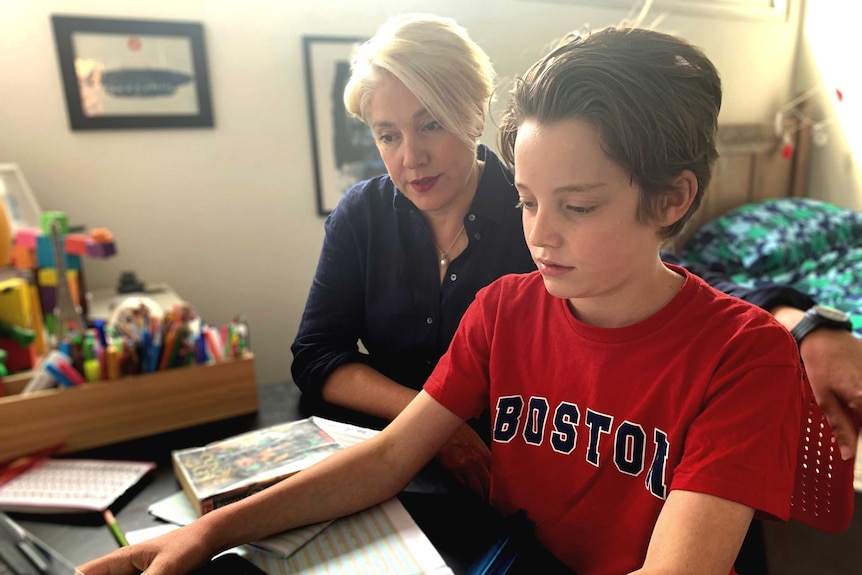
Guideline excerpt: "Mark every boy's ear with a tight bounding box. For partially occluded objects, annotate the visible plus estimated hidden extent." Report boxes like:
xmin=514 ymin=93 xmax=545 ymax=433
xmin=658 ymin=170 xmax=698 ymax=227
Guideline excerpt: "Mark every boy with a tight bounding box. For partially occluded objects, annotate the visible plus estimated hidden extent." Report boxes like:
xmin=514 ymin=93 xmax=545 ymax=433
xmin=79 ymin=27 xmax=802 ymax=575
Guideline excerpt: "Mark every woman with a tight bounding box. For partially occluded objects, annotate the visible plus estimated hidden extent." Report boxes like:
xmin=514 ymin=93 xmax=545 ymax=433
xmin=290 ymin=13 xmax=535 ymax=497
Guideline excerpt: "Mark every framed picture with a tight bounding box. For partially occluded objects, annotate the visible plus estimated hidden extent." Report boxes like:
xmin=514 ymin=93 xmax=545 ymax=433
xmin=303 ymin=36 xmax=386 ymax=216
xmin=51 ymin=15 xmax=214 ymax=130
xmin=0 ymin=164 xmax=43 ymax=234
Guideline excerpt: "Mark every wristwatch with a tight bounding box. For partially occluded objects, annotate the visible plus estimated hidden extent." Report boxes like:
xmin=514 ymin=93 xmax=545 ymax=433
xmin=790 ymin=304 xmax=853 ymax=345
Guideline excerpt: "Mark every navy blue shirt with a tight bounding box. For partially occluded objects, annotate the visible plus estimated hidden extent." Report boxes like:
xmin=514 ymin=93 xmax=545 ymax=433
xmin=291 ymin=146 xmax=535 ymax=415
xmin=292 ymin=145 xmax=815 ymax=417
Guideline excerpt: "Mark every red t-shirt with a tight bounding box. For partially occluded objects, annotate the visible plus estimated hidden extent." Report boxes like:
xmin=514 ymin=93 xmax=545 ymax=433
xmin=425 ymin=267 xmax=802 ymax=575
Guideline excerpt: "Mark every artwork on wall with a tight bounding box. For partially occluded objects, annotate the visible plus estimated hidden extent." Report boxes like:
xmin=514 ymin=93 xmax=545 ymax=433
xmin=302 ymin=35 xmax=385 ymax=216
xmin=0 ymin=164 xmax=43 ymax=234
xmin=51 ymin=15 xmax=214 ymax=130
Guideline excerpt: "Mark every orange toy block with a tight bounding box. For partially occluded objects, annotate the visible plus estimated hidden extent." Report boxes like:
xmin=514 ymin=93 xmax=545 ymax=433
xmin=64 ymin=234 xmax=90 ymax=255
xmin=12 ymin=245 xmax=36 ymax=270
xmin=90 ymin=228 xmax=114 ymax=243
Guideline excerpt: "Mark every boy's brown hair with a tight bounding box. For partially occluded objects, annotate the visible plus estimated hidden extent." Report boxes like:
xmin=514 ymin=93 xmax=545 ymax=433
xmin=499 ymin=27 xmax=722 ymax=239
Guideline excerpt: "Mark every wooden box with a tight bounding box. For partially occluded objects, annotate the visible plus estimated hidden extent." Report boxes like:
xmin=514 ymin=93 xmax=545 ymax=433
xmin=0 ymin=356 xmax=258 ymax=463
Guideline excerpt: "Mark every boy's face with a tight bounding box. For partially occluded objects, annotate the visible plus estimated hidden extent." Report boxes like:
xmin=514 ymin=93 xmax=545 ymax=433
xmin=514 ymin=118 xmax=666 ymax=308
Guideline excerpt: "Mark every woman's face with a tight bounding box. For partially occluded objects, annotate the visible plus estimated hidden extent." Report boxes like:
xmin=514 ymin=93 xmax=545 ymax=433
xmin=367 ymin=73 xmax=478 ymax=215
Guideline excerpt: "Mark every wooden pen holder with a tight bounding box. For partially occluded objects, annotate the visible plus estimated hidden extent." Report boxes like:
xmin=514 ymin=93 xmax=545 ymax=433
xmin=0 ymin=355 xmax=258 ymax=464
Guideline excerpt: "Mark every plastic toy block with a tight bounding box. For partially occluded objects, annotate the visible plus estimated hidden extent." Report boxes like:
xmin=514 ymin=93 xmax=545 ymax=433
xmin=64 ymin=234 xmax=90 ymax=255
xmin=36 ymin=235 xmax=55 ymax=268
xmin=0 ymin=336 xmax=36 ymax=373
xmin=14 ymin=227 xmax=41 ymax=249
xmin=90 ymin=228 xmax=114 ymax=243
xmin=67 ymin=270 xmax=80 ymax=306
xmin=36 ymin=235 xmax=75 ymax=268
xmin=38 ymin=268 xmax=58 ymax=287
xmin=38 ymin=285 xmax=57 ymax=315
xmin=0 ymin=278 xmax=33 ymax=329
xmin=66 ymin=253 xmax=82 ymax=271
xmin=86 ymin=240 xmax=117 ymax=258
xmin=12 ymin=245 xmax=36 ymax=270
xmin=41 ymin=211 xmax=69 ymax=236
xmin=27 ymin=284 xmax=47 ymax=356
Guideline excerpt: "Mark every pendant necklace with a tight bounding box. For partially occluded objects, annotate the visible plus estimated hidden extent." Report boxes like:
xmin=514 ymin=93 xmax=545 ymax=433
xmin=433 ymin=225 xmax=466 ymax=267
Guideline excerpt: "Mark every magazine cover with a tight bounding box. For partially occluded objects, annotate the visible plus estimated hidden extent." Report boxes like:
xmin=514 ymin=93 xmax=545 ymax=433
xmin=172 ymin=418 xmax=342 ymax=514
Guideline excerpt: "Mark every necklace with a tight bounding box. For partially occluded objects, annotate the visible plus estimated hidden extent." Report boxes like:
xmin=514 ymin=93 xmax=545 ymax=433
xmin=433 ymin=225 xmax=466 ymax=267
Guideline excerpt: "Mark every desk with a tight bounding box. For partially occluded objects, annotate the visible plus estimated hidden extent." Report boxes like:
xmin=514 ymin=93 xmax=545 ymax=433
xmin=9 ymin=382 xmax=505 ymax=574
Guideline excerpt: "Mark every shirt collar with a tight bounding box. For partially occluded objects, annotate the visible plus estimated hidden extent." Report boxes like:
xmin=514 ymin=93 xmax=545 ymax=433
xmin=392 ymin=145 xmax=516 ymax=225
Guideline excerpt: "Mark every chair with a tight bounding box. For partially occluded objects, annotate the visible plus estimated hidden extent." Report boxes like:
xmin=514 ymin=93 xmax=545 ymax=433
xmin=789 ymin=370 xmax=857 ymax=532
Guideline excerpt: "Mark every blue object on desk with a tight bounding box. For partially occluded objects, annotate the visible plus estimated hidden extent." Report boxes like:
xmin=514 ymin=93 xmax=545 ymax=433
xmin=467 ymin=510 xmax=576 ymax=575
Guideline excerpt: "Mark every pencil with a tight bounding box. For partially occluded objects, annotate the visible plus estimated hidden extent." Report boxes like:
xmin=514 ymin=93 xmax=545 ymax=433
xmin=103 ymin=509 xmax=129 ymax=547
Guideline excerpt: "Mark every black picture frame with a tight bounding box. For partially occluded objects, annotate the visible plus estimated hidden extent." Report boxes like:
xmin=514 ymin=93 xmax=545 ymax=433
xmin=302 ymin=35 xmax=385 ymax=216
xmin=51 ymin=15 xmax=214 ymax=130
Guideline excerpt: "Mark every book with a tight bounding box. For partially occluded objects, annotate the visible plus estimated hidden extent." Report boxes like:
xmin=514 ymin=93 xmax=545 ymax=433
xmin=172 ymin=417 xmax=342 ymax=515
xmin=0 ymin=458 xmax=154 ymax=513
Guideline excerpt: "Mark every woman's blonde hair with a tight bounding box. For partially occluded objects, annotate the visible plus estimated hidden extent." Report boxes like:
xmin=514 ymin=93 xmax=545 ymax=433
xmin=344 ymin=13 xmax=495 ymax=150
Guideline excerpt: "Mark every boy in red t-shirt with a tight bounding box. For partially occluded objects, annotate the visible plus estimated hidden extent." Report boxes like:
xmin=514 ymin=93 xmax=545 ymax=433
xmin=80 ymin=26 xmax=802 ymax=575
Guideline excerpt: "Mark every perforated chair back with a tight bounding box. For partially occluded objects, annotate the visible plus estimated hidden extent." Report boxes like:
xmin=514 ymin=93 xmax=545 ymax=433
xmin=790 ymin=371 xmax=857 ymax=532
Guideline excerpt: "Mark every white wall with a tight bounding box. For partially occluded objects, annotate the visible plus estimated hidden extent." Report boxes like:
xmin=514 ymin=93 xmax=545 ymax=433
xmin=793 ymin=0 xmax=862 ymax=211
xmin=0 ymin=0 xmax=801 ymax=385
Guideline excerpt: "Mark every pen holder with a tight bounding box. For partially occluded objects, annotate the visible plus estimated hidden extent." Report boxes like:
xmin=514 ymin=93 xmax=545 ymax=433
xmin=0 ymin=354 xmax=258 ymax=464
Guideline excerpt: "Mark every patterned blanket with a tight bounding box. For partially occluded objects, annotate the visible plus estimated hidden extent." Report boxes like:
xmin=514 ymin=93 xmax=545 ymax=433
xmin=681 ymin=198 xmax=862 ymax=337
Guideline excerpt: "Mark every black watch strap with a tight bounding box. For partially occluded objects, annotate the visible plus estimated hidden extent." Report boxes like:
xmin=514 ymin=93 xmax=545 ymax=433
xmin=790 ymin=306 xmax=853 ymax=346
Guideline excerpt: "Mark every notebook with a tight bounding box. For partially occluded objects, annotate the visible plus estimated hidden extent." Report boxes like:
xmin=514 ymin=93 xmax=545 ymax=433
xmin=0 ymin=459 xmax=154 ymax=514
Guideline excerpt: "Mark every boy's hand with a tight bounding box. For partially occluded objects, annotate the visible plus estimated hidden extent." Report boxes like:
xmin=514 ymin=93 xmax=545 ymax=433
xmin=76 ymin=523 xmax=212 ymax=575
xmin=800 ymin=328 xmax=862 ymax=460
xmin=435 ymin=423 xmax=491 ymax=500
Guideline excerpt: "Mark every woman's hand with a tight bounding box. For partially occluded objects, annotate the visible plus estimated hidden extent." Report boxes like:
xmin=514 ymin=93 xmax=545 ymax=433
xmin=800 ymin=328 xmax=862 ymax=460
xmin=435 ymin=422 xmax=491 ymax=500
xmin=76 ymin=523 xmax=214 ymax=575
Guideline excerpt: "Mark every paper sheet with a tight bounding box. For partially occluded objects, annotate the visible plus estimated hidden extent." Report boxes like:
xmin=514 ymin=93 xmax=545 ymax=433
xmin=148 ymin=491 xmax=331 ymax=558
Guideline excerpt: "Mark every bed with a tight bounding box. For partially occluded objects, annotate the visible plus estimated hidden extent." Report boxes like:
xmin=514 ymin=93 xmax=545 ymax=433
xmin=671 ymin=115 xmax=862 ymax=338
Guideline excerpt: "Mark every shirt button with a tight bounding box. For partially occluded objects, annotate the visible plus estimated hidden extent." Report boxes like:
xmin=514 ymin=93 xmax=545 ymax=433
xmin=450 ymin=273 xmax=457 ymax=282
xmin=426 ymin=317 xmax=434 ymax=325
xmin=468 ymin=214 xmax=476 ymax=222
xmin=473 ymin=232 xmax=482 ymax=240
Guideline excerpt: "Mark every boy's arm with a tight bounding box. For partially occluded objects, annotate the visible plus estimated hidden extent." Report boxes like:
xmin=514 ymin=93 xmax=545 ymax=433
xmin=324 ymin=364 xmax=491 ymax=497
xmin=77 ymin=392 xmax=464 ymax=575
xmin=633 ymin=489 xmax=754 ymax=575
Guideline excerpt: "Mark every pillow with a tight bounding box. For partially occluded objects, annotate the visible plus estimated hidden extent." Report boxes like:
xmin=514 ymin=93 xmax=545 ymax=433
xmin=681 ymin=198 xmax=862 ymax=276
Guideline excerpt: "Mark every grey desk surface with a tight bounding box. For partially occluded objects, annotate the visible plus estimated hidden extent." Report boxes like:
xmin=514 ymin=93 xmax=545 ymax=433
xmin=10 ymin=382 xmax=503 ymax=573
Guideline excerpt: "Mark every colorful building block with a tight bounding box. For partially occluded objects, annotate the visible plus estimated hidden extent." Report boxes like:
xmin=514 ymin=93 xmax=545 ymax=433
xmin=64 ymin=234 xmax=90 ymax=255
xmin=14 ymin=227 xmax=41 ymax=249
xmin=0 ymin=336 xmax=36 ymax=372
xmin=41 ymin=211 xmax=69 ymax=236
xmin=12 ymin=244 xmax=36 ymax=270
xmin=86 ymin=240 xmax=117 ymax=258
xmin=38 ymin=268 xmax=58 ymax=287
xmin=38 ymin=285 xmax=56 ymax=315
xmin=36 ymin=235 xmax=78 ymax=269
